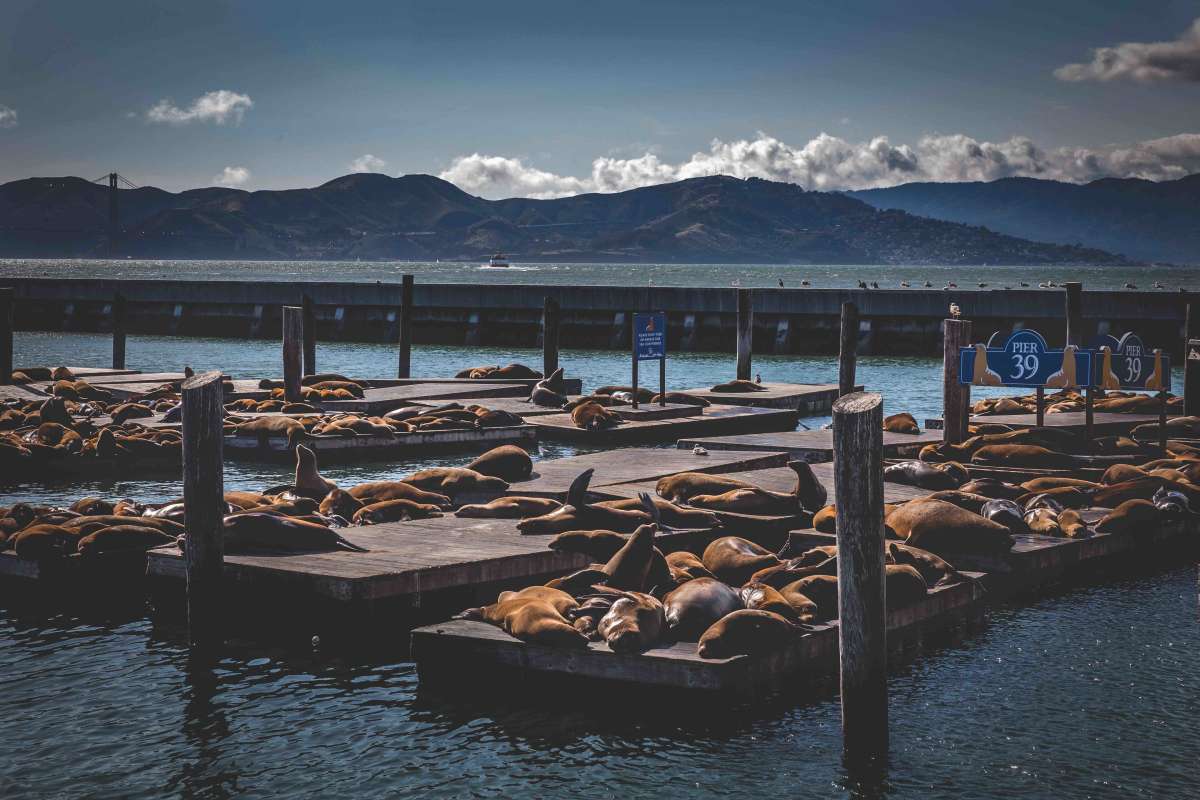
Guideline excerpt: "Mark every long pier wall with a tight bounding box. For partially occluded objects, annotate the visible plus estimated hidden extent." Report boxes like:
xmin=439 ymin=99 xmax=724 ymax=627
xmin=4 ymin=278 xmax=1192 ymax=357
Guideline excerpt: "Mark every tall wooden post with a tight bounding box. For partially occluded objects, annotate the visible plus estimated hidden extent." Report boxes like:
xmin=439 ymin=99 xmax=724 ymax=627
xmin=282 ymin=306 xmax=303 ymax=403
xmin=111 ymin=292 xmax=127 ymax=370
xmin=301 ymin=293 xmax=316 ymax=376
xmin=838 ymin=301 xmax=859 ymax=397
xmin=942 ymin=318 xmax=972 ymax=444
xmin=397 ymin=274 xmax=414 ymax=379
xmin=182 ymin=370 xmax=226 ymax=647
xmin=0 ymin=287 xmax=12 ymax=385
xmin=1186 ymin=301 xmax=1199 ymax=418
xmin=735 ymin=288 xmax=753 ymax=381
xmin=833 ymin=391 xmax=888 ymax=760
xmin=542 ymin=296 xmax=560 ymax=378
xmin=1064 ymin=282 xmax=1083 ymax=347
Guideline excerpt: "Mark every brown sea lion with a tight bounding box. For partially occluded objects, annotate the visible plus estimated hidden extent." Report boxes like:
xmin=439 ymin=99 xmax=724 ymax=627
xmin=664 ymin=550 xmax=715 ymax=582
xmin=701 ymin=536 xmax=780 ymax=585
xmin=886 ymin=564 xmax=929 ymax=609
xmin=456 ymin=496 xmax=562 ymax=519
xmin=662 ymin=577 xmax=744 ymax=641
xmin=981 ymin=498 xmax=1031 ymax=534
xmin=597 ymin=591 xmax=666 ymax=653
xmin=294 ymin=445 xmax=337 ymax=495
xmin=353 ymin=499 xmax=443 ymax=524
xmin=220 ymin=513 xmax=368 ymax=553
xmin=1095 ymin=499 xmax=1159 ymax=534
xmin=886 ymin=498 xmax=1013 ymax=558
xmin=319 ymin=489 xmax=364 ymax=519
xmin=780 ymin=574 xmax=839 ymax=620
xmin=1100 ymin=464 xmax=1147 ymax=485
xmin=924 ymin=490 xmax=993 ymax=515
xmin=399 ymin=467 xmax=508 ymax=501
xmin=517 ymin=470 xmax=652 ymax=535
xmin=346 ymin=481 xmax=452 ymax=509
xmin=12 ymin=525 xmax=81 ymax=559
xmin=595 ymin=497 xmax=721 ymax=529
xmin=308 ymin=381 xmax=365 ymax=397
xmin=1057 ymin=509 xmax=1090 ymax=538
xmin=491 ymin=363 xmax=543 ymax=379
xmin=884 ymin=460 xmax=964 ymax=490
xmin=466 ymin=445 xmax=533 ymax=482
xmin=958 ymin=478 xmax=1027 ymax=500
xmin=547 ymin=529 xmax=630 ymax=561
xmin=76 ymin=525 xmax=174 ymax=556
xmin=69 ymin=497 xmax=116 ymax=516
xmin=474 ymin=409 xmax=525 ymax=428
xmin=656 ymin=471 xmax=754 ymax=503
xmin=887 ymin=542 xmax=963 ymax=587
xmin=563 ymin=395 xmax=629 ymax=411
xmin=63 ymin=514 xmax=184 ymax=535
xmin=649 ymin=392 xmax=710 ymax=407
xmin=971 ymin=444 xmax=1075 ymax=469
xmin=710 ymin=379 xmax=767 ymax=393
xmin=571 ymin=401 xmax=625 ymax=430
xmin=697 ymin=609 xmax=798 ymax=658
xmin=813 ymin=504 xmax=837 ymax=532
xmin=1020 ymin=476 xmax=1099 ymax=493
xmin=544 ymin=567 xmax=611 ymax=596
xmin=883 ymin=412 xmax=921 ymax=434
xmin=110 ymin=403 xmax=155 ymax=424
xmin=461 ymin=585 xmax=587 ymax=648
xmin=233 ymin=416 xmax=313 ymax=446
xmin=594 ymin=385 xmax=654 ymax=403
xmin=601 ymin=524 xmax=656 ymax=591
xmin=739 ymin=582 xmax=801 ymax=622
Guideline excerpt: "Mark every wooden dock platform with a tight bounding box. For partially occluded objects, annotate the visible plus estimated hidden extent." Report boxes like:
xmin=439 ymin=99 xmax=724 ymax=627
xmin=317 ymin=382 xmax=528 ymax=413
xmin=677 ymin=382 xmax=853 ymax=414
xmin=223 ymin=424 xmax=537 ymax=462
xmin=925 ymin=411 xmax=1176 ymax=436
xmin=678 ymin=428 xmax=942 ymax=463
xmin=529 ymin=404 xmax=798 ymax=444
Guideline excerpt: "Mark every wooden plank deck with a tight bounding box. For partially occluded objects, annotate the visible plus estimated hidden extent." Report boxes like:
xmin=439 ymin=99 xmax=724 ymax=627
xmin=0 ymin=384 xmax=48 ymax=402
xmin=677 ymin=382 xmax=852 ymax=413
xmin=316 ymin=382 xmax=528 ymax=413
xmin=0 ymin=548 xmax=158 ymax=584
xmin=529 ymin=404 xmax=798 ymax=445
xmin=678 ymin=428 xmax=942 ymax=463
xmin=410 ymin=572 xmax=985 ymax=695
xmin=224 ymin=424 xmax=537 ymax=462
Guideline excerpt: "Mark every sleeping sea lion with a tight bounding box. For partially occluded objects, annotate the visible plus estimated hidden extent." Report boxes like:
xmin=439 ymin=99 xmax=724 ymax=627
xmin=1095 ymin=499 xmax=1159 ymax=534
xmin=63 ymin=515 xmax=184 ymax=535
xmin=1023 ymin=507 xmax=1061 ymax=536
xmin=12 ymin=525 xmax=81 ymax=559
xmin=571 ymin=401 xmax=625 ymax=430
xmin=1057 ymin=509 xmax=1090 ymax=538
xmin=883 ymin=412 xmax=921 ymax=434
xmin=885 ymin=564 xmax=929 ymax=609
xmin=319 ymin=489 xmax=364 ymax=519
xmin=710 ymin=379 xmax=767 ymax=393
xmin=664 ymin=550 xmax=715 ymax=582
xmin=597 ymin=592 xmax=666 ymax=653
xmin=466 ymin=445 xmax=533 ymax=482
xmin=662 ymin=577 xmax=744 ymax=641
xmin=517 ymin=469 xmax=652 ymax=534
xmin=884 ymin=460 xmax=964 ymax=490
xmin=397 ymin=467 xmax=508 ymax=501
xmin=353 ymin=499 xmax=443 ymax=524
xmin=1100 ymin=464 xmax=1147 ymax=485
xmin=701 ymin=536 xmax=780 ymax=585
xmin=474 ymin=409 xmax=525 ymax=428
xmin=221 ymin=513 xmax=368 ymax=553
xmin=958 ymin=478 xmax=1027 ymax=500
xmin=544 ymin=567 xmax=611 ymax=596
xmin=595 ymin=497 xmax=720 ymax=529
xmin=547 ymin=529 xmax=630 ymax=561
xmin=656 ymin=471 xmax=754 ymax=503
xmin=650 ymin=392 xmax=710 ymax=407
xmin=70 ymin=497 xmax=116 ymax=516
xmin=980 ymin=498 xmax=1030 ymax=534
xmin=456 ymin=496 xmax=561 ymax=519
xmin=886 ymin=498 xmax=1013 ymax=558
xmin=686 ymin=461 xmax=826 ymax=516
xmin=594 ymin=386 xmax=654 ymax=403
xmin=886 ymin=542 xmax=963 ymax=587
xmin=345 ymin=481 xmax=452 ymax=509
xmin=294 ymin=444 xmax=337 ymax=495
xmin=924 ymin=490 xmax=992 ymax=515
xmin=697 ymin=609 xmax=798 ymax=658
xmin=971 ymin=444 xmax=1075 ymax=469
xmin=76 ymin=525 xmax=174 ymax=556
xmin=780 ymin=574 xmax=839 ymax=620
xmin=739 ymin=582 xmax=801 ymax=622
xmin=460 ymin=585 xmax=587 ymax=648
xmin=563 ymin=395 xmax=628 ymax=411
xmin=233 ymin=416 xmax=313 ymax=447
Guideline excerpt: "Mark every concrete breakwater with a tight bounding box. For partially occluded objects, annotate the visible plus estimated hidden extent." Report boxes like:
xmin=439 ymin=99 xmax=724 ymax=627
xmin=4 ymin=277 xmax=1192 ymax=357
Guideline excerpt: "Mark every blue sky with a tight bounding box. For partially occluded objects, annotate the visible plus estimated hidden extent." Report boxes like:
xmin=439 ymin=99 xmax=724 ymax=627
xmin=1 ymin=0 xmax=1197 ymax=196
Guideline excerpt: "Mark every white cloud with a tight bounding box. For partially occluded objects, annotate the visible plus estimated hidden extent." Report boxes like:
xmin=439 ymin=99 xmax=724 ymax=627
xmin=348 ymin=154 xmax=387 ymax=173
xmin=0 ymin=104 xmax=17 ymax=129
xmin=1055 ymin=19 xmax=1200 ymax=83
xmin=438 ymin=131 xmax=1200 ymax=199
xmin=147 ymin=90 xmax=254 ymax=125
xmin=213 ymin=166 xmax=250 ymax=187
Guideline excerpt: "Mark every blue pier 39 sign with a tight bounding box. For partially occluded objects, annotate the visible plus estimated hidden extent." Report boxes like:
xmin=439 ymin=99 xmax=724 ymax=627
xmin=634 ymin=312 xmax=666 ymax=360
xmin=958 ymin=329 xmax=1091 ymax=389
xmin=1089 ymin=332 xmax=1171 ymax=391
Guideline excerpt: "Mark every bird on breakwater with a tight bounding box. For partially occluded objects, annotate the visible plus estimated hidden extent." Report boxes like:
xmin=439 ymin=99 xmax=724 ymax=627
xmin=1124 ymin=282 xmax=1137 ymax=290
xmin=800 ymin=279 xmax=811 ymax=286
xmin=857 ymin=280 xmax=868 ymax=289
xmin=923 ymin=280 xmax=932 ymax=287
xmin=1152 ymin=281 xmax=1163 ymax=289
xmin=1020 ymin=282 xmax=1030 ymax=287
xmin=949 ymin=303 xmax=962 ymax=318
xmin=978 ymin=282 xmax=988 ymax=288
xmin=870 ymin=281 xmax=880 ymax=289
xmin=778 ymin=278 xmax=784 ymax=287
xmin=900 ymin=281 xmax=910 ymax=288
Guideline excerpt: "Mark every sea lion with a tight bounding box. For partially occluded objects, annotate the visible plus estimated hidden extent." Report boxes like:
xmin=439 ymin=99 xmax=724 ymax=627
xmin=69 ymin=497 xmax=116 ymax=516
xmin=595 ymin=497 xmax=720 ymax=529
xmin=887 ymin=542 xmax=963 ymax=587
xmin=456 ymin=496 xmax=562 ymax=519
xmin=924 ymin=490 xmax=992 ymax=514
xmin=885 ymin=564 xmax=929 ymax=609
xmin=883 ymin=412 xmax=921 ymax=434
xmin=571 ymin=401 xmax=625 ymax=430
xmin=1057 ymin=509 xmax=1090 ymax=538
xmin=319 ymin=489 xmax=364 ymax=519
xmin=397 ymin=467 xmax=509 ymax=501
xmin=697 ymin=609 xmax=798 ymax=658
xmin=650 ymin=392 xmax=710 ymax=407
xmin=466 ymin=445 xmax=533 ymax=482
xmin=233 ymin=416 xmax=313 ymax=446
xmin=971 ymin=444 xmax=1075 ymax=469
xmin=884 ymin=460 xmax=963 ymax=490
xmin=656 ymin=471 xmax=754 ymax=503
xmin=547 ymin=529 xmax=631 ymax=561
xmin=529 ymin=367 xmax=568 ymax=408
xmin=1095 ymin=499 xmax=1159 ymax=534
xmin=563 ymin=395 xmax=628 ymax=411
xmin=601 ymin=524 xmax=656 ymax=591
xmin=76 ymin=525 xmax=174 ymax=556
xmin=701 ymin=536 xmax=780 ymax=585
xmin=594 ymin=386 xmax=654 ymax=403
xmin=491 ymin=363 xmax=543 ymax=379
xmin=1016 ymin=486 xmax=1090 ymax=510
xmin=739 ymin=582 xmax=801 ymax=622
xmin=779 ymin=574 xmax=839 ymax=620
xmin=544 ymin=567 xmax=611 ymax=596
xmin=886 ymin=498 xmax=1013 ymax=558
xmin=220 ymin=513 xmax=368 ymax=553
xmin=62 ymin=515 xmax=184 ymax=535
xmin=353 ymin=499 xmax=443 ymax=524
xmin=1100 ymin=464 xmax=1147 ymax=485
xmin=597 ymin=592 xmax=666 ymax=653
xmin=958 ymin=478 xmax=1027 ymax=500
xmin=980 ymin=498 xmax=1030 ymax=534
xmin=474 ymin=409 xmax=525 ymax=428
xmin=461 ymin=585 xmax=587 ymax=648
xmin=517 ymin=469 xmax=652 ymax=534
xmin=1023 ymin=507 xmax=1061 ymax=536
xmin=294 ymin=445 xmax=337 ymax=495
xmin=1152 ymin=487 xmax=1192 ymax=519
xmin=1020 ymin=476 xmax=1099 ymax=493
xmin=664 ymin=550 xmax=715 ymax=582
xmin=346 ymin=481 xmax=453 ymax=509
xmin=12 ymin=525 xmax=80 ymax=559
xmin=812 ymin=504 xmax=837 ymax=533
xmin=662 ymin=577 xmax=744 ymax=641
xmin=710 ymin=379 xmax=767 ymax=393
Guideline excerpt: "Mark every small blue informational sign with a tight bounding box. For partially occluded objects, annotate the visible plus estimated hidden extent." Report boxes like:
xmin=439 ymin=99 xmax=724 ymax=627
xmin=1088 ymin=332 xmax=1171 ymax=391
xmin=634 ymin=312 xmax=666 ymax=360
xmin=958 ymin=329 xmax=1092 ymax=389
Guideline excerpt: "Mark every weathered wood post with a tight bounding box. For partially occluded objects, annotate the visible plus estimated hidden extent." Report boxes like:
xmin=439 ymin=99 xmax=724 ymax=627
xmin=0 ymin=287 xmax=12 ymax=385
xmin=182 ymin=370 xmax=226 ymax=646
xmin=833 ymin=391 xmax=888 ymax=760
xmin=1186 ymin=301 xmax=1199 ymax=418
xmin=397 ymin=274 xmax=414 ymax=379
xmin=301 ymin=293 xmax=316 ymax=376
xmin=111 ymin=292 xmax=127 ymax=370
xmin=282 ymin=305 xmax=303 ymax=403
xmin=542 ymin=296 xmax=560 ymax=378
xmin=1064 ymin=282 xmax=1083 ymax=347
xmin=942 ymin=318 xmax=972 ymax=444
xmin=838 ymin=301 xmax=859 ymax=397
xmin=736 ymin=288 xmax=753 ymax=381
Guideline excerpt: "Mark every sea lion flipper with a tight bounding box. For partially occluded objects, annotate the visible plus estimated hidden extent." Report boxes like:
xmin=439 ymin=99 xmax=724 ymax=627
xmin=566 ymin=468 xmax=595 ymax=509
xmin=638 ymin=492 xmax=660 ymax=524
xmin=334 ymin=533 xmax=369 ymax=552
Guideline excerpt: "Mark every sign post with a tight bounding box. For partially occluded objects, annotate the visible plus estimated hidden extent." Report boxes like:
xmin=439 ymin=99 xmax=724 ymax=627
xmin=633 ymin=311 xmax=667 ymax=409
xmin=1091 ymin=332 xmax=1173 ymax=450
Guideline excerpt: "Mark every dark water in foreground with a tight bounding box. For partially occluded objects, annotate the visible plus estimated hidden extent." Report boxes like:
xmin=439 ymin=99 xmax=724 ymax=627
xmin=2 ymin=332 xmax=1198 ymax=798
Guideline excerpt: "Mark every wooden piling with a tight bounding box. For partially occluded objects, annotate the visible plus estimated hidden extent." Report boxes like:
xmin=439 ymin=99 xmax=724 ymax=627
xmin=1064 ymin=282 xmax=1082 ymax=347
xmin=398 ymin=274 xmax=414 ymax=379
xmin=302 ymin=293 xmax=316 ymax=376
xmin=838 ymin=301 xmax=859 ymax=397
xmin=0 ymin=287 xmax=12 ymax=385
xmin=542 ymin=296 xmax=560 ymax=377
xmin=1035 ymin=386 xmax=1045 ymax=427
xmin=942 ymin=318 xmax=972 ymax=444
xmin=181 ymin=370 xmax=226 ymax=646
xmin=282 ymin=305 xmax=303 ymax=403
xmin=833 ymin=391 xmax=887 ymax=759
xmin=736 ymin=288 xmax=752 ymax=381
xmin=111 ymin=292 xmax=127 ymax=370
xmin=1186 ymin=301 xmax=1199 ymax=418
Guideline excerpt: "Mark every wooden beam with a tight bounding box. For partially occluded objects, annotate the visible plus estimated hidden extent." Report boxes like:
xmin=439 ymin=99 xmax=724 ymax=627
xmin=833 ymin=391 xmax=887 ymax=759
xmin=397 ymin=274 xmax=414 ymax=379
xmin=942 ymin=318 xmax=972 ymax=444
xmin=1064 ymin=281 xmax=1082 ymax=347
xmin=542 ymin=296 xmax=560 ymax=377
xmin=0 ymin=287 xmax=12 ymax=385
xmin=182 ymin=370 xmax=226 ymax=646
xmin=111 ymin=292 xmax=126 ymax=370
xmin=302 ymin=292 xmax=316 ymax=376
xmin=838 ymin=301 xmax=859 ymax=397
xmin=736 ymin=288 xmax=753 ymax=381
xmin=282 ymin=305 xmax=303 ymax=403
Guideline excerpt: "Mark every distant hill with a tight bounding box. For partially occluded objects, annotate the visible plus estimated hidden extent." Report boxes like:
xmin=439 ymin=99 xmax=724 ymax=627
xmin=0 ymin=173 xmax=1131 ymax=265
xmin=849 ymin=174 xmax=1200 ymax=264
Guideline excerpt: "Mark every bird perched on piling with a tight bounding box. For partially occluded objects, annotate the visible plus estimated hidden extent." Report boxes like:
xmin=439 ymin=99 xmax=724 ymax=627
xmin=949 ymin=303 xmax=962 ymax=319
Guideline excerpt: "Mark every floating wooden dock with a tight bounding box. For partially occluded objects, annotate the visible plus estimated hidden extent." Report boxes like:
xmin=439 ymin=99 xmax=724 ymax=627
xmin=529 ymin=404 xmax=798 ymax=444
xmin=678 ymin=428 xmax=942 ymax=463
xmin=316 ymin=382 xmax=528 ymax=413
xmin=223 ymin=424 xmax=537 ymax=462
xmin=677 ymin=382 xmax=853 ymax=413
xmin=0 ymin=547 xmax=157 ymax=584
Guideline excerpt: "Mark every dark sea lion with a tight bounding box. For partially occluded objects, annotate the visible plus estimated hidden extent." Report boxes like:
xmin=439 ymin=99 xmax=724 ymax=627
xmin=544 ymin=567 xmax=611 ymax=596
xmin=701 ymin=536 xmax=780 ymax=585
xmin=656 ymin=471 xmax=754 ymax=503
xmin=597 ymin=592 xmax=666 ymax=652
xmin=221 ymin=513 xmax=368 ymax=553
xmin=1095 ymin=499 xmax=1159 ymax=534
xmin=529 ymin=367 xmax=569 ymax=408
xmin=710 ymin=379 xmax=767 ymax=393
xmin=547 ymin=529 xmax=630 ymax=561
xmin=697 ymin=609 xmax=798 ymax=658
xmin=886 ymin=498 xmax=1013 ymax=558
xmin=63 ymin=515 xmax=184 ymax=535
xmin=456 ymin=496 xmax=561 ymax=519
xmin=739 ymin=582 xmax=801 ymax=622
xmin=885 ymin=564 xmax=929 ymax=609
xmin=12 ymin=525 xmax=80 ymax=558
xmin=474 ymin=409 xmax=525 ymax=428
xmin=780 ymin=574 xmax=839 ymax=620
xmin=294 ymin=445 xmax=337 ymax=495
xmin=110 ymin=403 xmax=155 ymax=424
xmin=308 ymin=380 xmax=365 ymax=397
xmin=224 ymin=491 xmax=271 ymax=510
xmin=400 ymin=467 xmax=508 ymax=501
xmin=597 ymin=496 xmax=720 ymax=529
xmin=594 ymin=385 xmax=654 ymax=403
xmin=76 ymin=525 xmax=174 ymax=556
xmin=887 ymin=542 xmax=963 ymax=587
xmin=601 ymin=524 xmax=656 ymax=591
xmin=571 ymin=401 xmax=625 ymax=430
xmin=353 ymin=499 xmax=443 ymax=524
xmin=748 ymin=552 xmax=838 ymax=589
xmin=883 ymin=412 xmax=921 ymax=434
xmin=971 ymin=444 xmax=1075 ymax=469
xmin=664 ymin=550 xmax=715 ymax=582
xmin=958 ymin=478 xmax=1027 ymax=500
xmin=1020 ymin=476 xmax=1099 ymax=493
xmin=491 ymin=363 xmax=543 ymax=379
xmin=518 ymin=469 xmax=652 ymax=534
xmin=1091 ymin=477 xmax=1194 ymax=508
xmin=466 ymin=445 xmax=533 ymax=482
xmin=884 ymin=460 xmax=963 ymax=490
xmin=69 ymin=497 xmax=116 ymax=516
xmin=1017 ymin=486 xmax=1089 ymax=510
xmin=980 ymin=498 xmax=1030 ymax=534
xmin=319 ymin=489 xmax=364 ymax=519
xmin=383 ymin=405 xmax=433 ymax=422
xmin=300 ymin=373 xmax=365 ymax=387
xmin=650 ymin=392 xmax=710 ymax=407
xmin=662 ymin=577 xmax=744 ymax=641
xmin=1152 ymin=487 xmax=1191 ymax=520
xmin=924 ymin=490 xmax=992 ymax=514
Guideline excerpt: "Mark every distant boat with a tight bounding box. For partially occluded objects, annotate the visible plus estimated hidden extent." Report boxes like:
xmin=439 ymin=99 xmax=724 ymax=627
xmin=484 ymin=252 xmax=510 ymax=268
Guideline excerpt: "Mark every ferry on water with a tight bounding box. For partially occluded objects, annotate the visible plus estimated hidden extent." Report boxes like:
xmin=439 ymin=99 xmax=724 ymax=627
xmin=484 ymin=252 xmax=510 ymax=268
